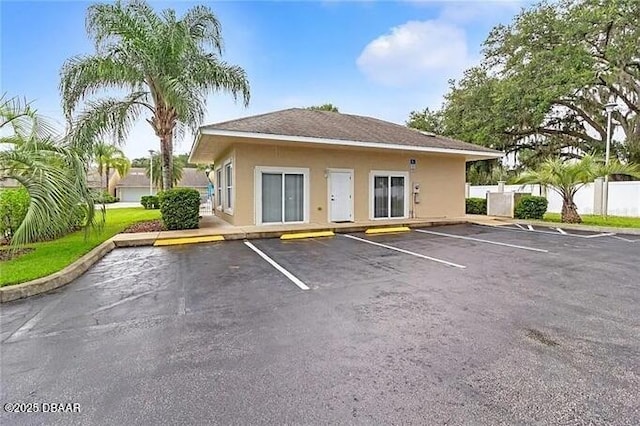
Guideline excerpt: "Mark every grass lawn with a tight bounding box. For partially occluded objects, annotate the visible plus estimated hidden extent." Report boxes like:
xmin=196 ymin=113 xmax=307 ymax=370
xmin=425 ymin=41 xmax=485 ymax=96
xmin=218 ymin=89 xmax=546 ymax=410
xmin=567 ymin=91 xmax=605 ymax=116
xmin=544 ymin=213 xmax=640 ymax=229
xmin=0 ymin=208 xmax=161 ymax=287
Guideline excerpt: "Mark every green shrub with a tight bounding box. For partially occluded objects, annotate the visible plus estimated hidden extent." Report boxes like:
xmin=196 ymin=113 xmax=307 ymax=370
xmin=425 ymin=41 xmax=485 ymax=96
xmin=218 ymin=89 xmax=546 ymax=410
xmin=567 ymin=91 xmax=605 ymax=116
xmin=0 ymin=188 xmax=30 ymax=239
xmin=158 ymin=188 xmax=200 ymax=230
xmin=140 ymin=195 xmax=160 ymax=209
xmin=95 ymin=191 xmax=118 ymax=204
xmin=466 ymin=197 xmax=487 ymax=215
xmin=69 ymin=205 xmax=87 ymax=230
xmin=514 ymin=195 xmax=548 ymax=220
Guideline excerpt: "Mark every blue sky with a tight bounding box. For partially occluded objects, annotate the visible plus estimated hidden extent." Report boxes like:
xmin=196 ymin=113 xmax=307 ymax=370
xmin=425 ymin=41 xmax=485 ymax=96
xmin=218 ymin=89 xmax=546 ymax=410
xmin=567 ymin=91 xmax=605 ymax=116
xmin=1 ymin=0 xmax=527 ymax=159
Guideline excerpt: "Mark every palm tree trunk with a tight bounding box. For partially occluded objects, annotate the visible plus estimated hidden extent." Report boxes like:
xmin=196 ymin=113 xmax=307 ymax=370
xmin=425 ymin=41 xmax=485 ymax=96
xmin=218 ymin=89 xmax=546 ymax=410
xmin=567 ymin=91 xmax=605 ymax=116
xmin=561 ymin=197 xmax=581 ymax=223
xmin=161 ymin=132 xmax=173 ymax=191
xmin=153 ymin=106 xmax=176 ymax=191
xmin=105 ymin=166 xmax=110 ymax=193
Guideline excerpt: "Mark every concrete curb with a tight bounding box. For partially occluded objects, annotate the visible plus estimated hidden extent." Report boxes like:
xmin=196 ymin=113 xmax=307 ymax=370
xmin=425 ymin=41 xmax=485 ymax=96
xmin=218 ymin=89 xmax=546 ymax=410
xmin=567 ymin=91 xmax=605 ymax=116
xmin=111 ymin=220 xmax=469 ymax=247
xmin=0 ymin=240 xmax=116 ymax=303
xmin=1 ymin=219 xmax=469 ymax=303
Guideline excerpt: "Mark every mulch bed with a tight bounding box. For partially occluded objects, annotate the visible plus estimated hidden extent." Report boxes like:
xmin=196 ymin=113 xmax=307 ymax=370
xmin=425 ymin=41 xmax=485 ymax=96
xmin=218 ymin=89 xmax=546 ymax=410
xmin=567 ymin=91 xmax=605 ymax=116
xmin=122 ymin=220 xmax=166 ymax=233
xmin=0 ymin=247 xmax=35 ymax=262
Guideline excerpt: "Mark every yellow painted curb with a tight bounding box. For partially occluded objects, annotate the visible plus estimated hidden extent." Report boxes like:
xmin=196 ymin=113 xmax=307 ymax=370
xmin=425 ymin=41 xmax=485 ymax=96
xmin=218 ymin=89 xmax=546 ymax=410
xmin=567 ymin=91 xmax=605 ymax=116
xmin=154 ymin=235 xmax=225 ymax=246
xmin=365 ymin=226 xmax=411 ymax=235
xmin=280 ymin=231 xmax=335 ymax=240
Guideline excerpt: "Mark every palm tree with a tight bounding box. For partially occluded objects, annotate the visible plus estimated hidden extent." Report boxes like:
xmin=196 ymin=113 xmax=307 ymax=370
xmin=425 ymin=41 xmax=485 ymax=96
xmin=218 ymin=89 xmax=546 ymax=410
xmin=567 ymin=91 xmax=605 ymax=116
xmin=92 ymin=142 xmax=130 ymax=191
xmin=513 ymin=155 xmax=640 ymax=223
xmin=0 ymin=95 xmax=97 ymax=245
xmin=61 ymin=0 xmax=250 ymax=190
xmin=145 ymin=153 xmax=184 ymax=189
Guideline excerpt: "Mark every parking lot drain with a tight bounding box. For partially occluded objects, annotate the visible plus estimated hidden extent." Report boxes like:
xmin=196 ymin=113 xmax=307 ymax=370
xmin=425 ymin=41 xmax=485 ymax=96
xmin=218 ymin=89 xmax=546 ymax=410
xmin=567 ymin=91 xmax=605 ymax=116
xmin=154 ymin=235 xmax=225 ymax=246
xmin=365 ymin=227 xmax=410 ymax=235
xmin=280 ymin=231 xmax=335 ymax=240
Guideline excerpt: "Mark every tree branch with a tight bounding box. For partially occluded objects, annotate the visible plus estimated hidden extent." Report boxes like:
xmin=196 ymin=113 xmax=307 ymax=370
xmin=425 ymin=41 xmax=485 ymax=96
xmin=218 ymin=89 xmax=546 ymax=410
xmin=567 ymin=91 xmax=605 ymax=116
xmin=554 ymin=99 xmax=606 ymax=140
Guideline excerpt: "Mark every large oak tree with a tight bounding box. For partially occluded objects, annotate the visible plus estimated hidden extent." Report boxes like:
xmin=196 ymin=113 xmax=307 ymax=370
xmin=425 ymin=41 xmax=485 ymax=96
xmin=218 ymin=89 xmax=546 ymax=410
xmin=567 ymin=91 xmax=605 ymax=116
xmin=409 ymin=0 xmax=640 ymax=170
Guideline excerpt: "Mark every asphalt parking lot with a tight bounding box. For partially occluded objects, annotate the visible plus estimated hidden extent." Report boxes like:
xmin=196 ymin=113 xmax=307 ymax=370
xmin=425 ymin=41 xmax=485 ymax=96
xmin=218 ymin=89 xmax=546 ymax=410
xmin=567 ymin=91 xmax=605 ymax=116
xmin=1 ymin=224 xmax=639 ymax=425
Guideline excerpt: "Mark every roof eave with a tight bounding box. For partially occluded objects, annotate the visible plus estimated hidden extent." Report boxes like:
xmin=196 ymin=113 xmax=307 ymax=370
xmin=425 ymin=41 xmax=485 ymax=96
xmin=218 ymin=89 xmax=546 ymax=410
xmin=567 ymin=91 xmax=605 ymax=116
xmin=196 ymin=128 xmax=503 ymax=160
xmin=188 ymin=131 xmax=203 ymax=164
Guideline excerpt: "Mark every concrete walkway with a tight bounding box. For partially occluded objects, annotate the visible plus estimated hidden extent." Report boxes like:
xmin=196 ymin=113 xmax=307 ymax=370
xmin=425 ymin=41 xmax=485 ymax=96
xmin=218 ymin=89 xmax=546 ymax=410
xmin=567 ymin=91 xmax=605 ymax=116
xmin=111 ymin=215 xmax=482 ymax=247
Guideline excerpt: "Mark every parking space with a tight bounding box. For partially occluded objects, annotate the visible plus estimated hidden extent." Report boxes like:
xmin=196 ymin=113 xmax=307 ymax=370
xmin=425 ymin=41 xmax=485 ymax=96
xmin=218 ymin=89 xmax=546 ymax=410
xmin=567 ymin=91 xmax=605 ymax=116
xmin=504 ymin=222 xmax=640 ymax=241
xmin=2 ymin=224 xmax=639 ymax=424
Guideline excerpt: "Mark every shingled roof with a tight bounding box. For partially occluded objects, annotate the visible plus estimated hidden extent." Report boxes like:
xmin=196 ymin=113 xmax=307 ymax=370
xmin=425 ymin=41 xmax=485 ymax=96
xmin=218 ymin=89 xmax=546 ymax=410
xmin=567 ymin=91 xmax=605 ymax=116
xmin=200 ymin=108 xmax=500 ymax=155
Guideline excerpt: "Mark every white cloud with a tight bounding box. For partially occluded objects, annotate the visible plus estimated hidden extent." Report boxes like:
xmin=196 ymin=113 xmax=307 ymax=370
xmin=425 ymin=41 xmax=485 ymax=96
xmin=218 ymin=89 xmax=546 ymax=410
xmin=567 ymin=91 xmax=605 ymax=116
xmin=356 ymin=20 xmax=471 ymax=87
xmin=356 ymin=1 xmax=529 ymax=88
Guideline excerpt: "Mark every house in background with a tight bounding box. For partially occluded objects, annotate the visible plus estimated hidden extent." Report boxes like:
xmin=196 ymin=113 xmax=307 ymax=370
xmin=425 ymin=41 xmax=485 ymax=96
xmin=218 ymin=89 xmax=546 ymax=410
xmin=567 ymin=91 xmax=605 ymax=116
xmin=2 ymin=169 xmax=115 ymax=193
xmin=189 ymin=108 xmax=502 ymax=227
xmin=91 ymin=169 xmax=121 ymax=195
xmin=113 ymin=167 xmax=209 ymax=202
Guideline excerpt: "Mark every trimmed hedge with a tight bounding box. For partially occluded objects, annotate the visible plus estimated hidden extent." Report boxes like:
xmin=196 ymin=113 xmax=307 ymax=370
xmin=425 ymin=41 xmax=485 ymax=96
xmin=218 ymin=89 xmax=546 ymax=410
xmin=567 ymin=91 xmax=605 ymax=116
xmin=514 ymin=195 xmax=548 ymax=220
xmin=140 ymin=195 xmax=160 ymax=209
xmin=158 ymin=188 xmax=200 ymax=230
xmin=466 ymin=197 xmax=487 ymax=215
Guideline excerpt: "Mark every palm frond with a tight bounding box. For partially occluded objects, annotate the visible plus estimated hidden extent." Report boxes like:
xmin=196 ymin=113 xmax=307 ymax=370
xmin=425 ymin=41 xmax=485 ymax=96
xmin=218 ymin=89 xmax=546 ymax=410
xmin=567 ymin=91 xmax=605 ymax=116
xmin=86 ymin=0 xmax=154 ymax=51
xmin=0 ymin=94 xmax=57 ymax=142
xmin=1 ymin=138 xmax=98 ymax=245
xmin=67 ymin=92 xmax=151 ymax=153
xmin=186 ymin=54 xmax=250 ymax=108
xmin=60 ymin=54 xmax=144 ymax=118
xmin=182 ymin=5 xmax=223 ymax=53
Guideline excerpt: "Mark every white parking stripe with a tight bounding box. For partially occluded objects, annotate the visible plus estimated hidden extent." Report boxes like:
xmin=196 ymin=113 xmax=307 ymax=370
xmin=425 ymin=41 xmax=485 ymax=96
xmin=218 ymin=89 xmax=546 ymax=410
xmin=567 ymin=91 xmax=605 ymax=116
xmin=92 ymin=290 xmax=156 ymax=314
xmin=243 ymin=241 xmax=310 ymax=290
xmin=343 ymin=234 xmax=466 ymax=269
xmin=556 ymin=227 xmax=568 ymax=235
xmin=414 ymin=229 xmax=549 ymax=253
xmin=582 ymin=232 xmax=616 ymax=239
xmin=613 ymin=235 xmax=640 ymax=243
xmin=514 ymin=223 xmax=526 ymax=230
xmin=474 ymin=224 xmax=615 ymax=239
xmin=527 ymin=224 xmax=535 ymax=231
xmin=8 ymin=298 xmax=64 ymax=342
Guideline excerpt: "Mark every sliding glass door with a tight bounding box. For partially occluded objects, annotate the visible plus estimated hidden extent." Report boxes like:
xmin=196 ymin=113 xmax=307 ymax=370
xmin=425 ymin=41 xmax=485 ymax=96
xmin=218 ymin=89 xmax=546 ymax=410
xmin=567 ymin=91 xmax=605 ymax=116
xmin=372 ymin=173 xmax=406 ymax=219
xmin=260 ymin=170 xmax=306 ymax=224
xmin=262 ymin=173 xmax=283 ymax=223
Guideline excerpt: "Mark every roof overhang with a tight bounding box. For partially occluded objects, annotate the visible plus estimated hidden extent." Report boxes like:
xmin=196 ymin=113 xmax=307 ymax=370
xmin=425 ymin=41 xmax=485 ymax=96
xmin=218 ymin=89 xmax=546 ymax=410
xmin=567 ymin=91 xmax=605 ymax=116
xmin=189 ymin=129 xmax=504 ymax=163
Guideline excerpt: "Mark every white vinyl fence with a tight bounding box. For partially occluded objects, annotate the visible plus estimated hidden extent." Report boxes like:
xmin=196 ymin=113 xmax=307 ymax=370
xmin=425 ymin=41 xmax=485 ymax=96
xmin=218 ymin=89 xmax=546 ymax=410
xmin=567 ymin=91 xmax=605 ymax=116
xmin=468 ymin=181 xmax=640 ymax=217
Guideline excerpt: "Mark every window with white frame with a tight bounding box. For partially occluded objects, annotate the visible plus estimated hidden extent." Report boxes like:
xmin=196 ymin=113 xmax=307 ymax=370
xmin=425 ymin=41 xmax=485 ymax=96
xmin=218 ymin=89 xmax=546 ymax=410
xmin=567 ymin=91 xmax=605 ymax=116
xmin=215 ymin=168 xmax=223 ymax=209
xmin=224 ymin=162 xmax=233 ymax=212
xmin=370 ymin=172 xmax=408 ymax=219
xmin=256 ymin=167 xmax=308 ymax=224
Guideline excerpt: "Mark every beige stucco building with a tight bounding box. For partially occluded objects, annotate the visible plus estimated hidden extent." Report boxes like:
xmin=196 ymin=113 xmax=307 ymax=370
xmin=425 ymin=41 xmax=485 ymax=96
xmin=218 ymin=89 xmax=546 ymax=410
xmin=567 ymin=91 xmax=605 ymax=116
xmin=190 ymin=109 xmax=502 ymax=227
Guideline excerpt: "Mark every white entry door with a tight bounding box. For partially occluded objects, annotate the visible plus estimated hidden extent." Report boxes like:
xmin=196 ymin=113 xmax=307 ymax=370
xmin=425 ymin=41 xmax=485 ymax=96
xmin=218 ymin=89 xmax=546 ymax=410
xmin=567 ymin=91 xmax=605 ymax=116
xmin=329 ymin=170 xmax=353 ymax=222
